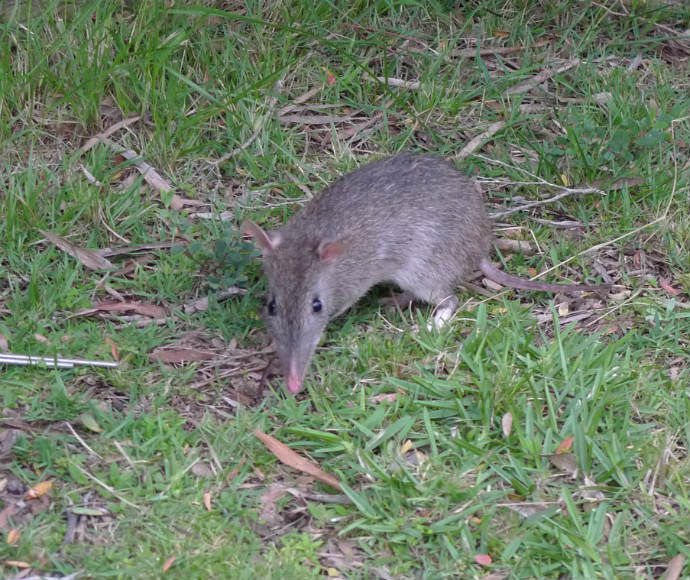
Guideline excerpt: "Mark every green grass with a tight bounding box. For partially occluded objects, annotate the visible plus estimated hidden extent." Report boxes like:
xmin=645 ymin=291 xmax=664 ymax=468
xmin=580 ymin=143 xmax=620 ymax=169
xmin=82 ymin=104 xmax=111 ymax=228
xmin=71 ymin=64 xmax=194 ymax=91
xmin=1 ymin=1 xmax=690 ymax=578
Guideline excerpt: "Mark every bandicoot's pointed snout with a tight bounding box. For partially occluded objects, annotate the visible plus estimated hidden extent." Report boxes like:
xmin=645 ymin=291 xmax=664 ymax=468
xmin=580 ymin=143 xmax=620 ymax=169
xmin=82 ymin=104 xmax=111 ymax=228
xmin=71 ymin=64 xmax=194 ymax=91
xmin=287 ymin=373 xmax=302 ymax=393
xmin=286 ymin=360 xmax=303 ymax=394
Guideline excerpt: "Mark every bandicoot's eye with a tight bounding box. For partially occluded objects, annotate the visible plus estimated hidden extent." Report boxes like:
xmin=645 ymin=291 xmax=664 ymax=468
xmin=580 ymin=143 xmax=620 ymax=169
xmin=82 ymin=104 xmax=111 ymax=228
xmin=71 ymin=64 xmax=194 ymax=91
xmin=267 ymin=299 xmax=277 ymax=316
xmin=312 ymin=298 xmax=323 ymax=313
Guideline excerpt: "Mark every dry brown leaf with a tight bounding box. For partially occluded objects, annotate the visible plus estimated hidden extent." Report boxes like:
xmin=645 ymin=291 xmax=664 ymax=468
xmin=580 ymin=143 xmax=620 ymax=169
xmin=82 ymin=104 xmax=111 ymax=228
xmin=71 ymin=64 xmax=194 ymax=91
xmin=546 ymin=452 xmax=578 ymax=476
xmin=253 ymin=429 xmax=342 ymax=490
xmin=0 ymin=333 xmax=8 ymax=351
xmin=149 ymin=348 xmax=215 ymax=363
xmin=475 ymin=554 xmax=492 ymax=566
xmin=556 ymin=436 xmax=574 ymax=454
xmin=105 ymin=337 xmax=120 ymax=361
xmin=170 ymin=195 xmax=206 ymax=209
xmin=191 ymin=462 xmax=214 ymax=478
xmin=78 ymin=300 xmax=167 ymax=319
xmin=26 ymin=480 xmax=53 ymax=499
xmin=501 ymin=412 xmax=513 ymax=437
xmin=109 ymin=255 xmax=154 ymax=277
xmin=203 ymin=490 xmax=212 ymax=511
xmin=79 ymin=412 xmax=103 ymax=433
xmin=6 ymin=528 xmax=20 ymax=545
xmin=633 ymin=251 xmax=642 ymax=269
xmin=4 ymin=560 xmax=31 ymax=568
xmin=664 ymin=553 xmax=685 ymax=580
xmin=162 ymin=555 xmax=176 ymax=573
xmin=39 ymin=230 xmax=115 ymax=270
xmin=503 ymin=501 xmax=553 ymax=518
xmin=370 ymin=393 xmax=398 ymax=403
xmin=660 ymin=280 xmax=681 ymax=296
xmin=227 ymin=456 xmax=246 ymax=482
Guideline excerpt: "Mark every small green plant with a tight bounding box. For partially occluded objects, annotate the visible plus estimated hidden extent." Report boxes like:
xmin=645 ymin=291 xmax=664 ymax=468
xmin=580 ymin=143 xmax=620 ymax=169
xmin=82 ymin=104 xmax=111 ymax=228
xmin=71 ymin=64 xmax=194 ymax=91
xmin=278 ymin=533 xmax=324 ymax=568
xmin=198 ymin=223 xmax=259 ymax=291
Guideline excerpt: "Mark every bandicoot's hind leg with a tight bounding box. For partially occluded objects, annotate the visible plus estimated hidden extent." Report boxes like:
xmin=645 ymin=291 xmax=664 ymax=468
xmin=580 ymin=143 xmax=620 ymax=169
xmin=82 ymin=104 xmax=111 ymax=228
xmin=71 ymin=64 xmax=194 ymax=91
xmin=391 ymin=267 xmax=461 ymax=331
xmin=378 ymin=290 xmax=458 ymax=330
xmin=378 ymin=291 xmax=416 ymax=309
xmin=428 ymin=295 xmax=459 ymax=331
xmin=391 ymin=278 xmax=460 ymax=331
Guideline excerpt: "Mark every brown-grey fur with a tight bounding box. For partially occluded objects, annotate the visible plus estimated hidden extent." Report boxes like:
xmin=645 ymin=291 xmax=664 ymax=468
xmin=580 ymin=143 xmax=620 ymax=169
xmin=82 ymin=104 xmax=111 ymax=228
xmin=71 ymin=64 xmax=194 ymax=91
xmin=243 ymin=153 xmax=607 ymax=393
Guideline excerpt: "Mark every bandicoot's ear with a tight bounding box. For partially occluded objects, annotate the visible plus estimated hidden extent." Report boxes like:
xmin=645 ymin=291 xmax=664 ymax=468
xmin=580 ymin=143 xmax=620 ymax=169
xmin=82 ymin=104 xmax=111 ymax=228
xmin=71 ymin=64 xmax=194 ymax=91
xmin=241 ymin=220 xmax=281 ymax=254
xmin=317 ymin=240 xmax=344 ymax=262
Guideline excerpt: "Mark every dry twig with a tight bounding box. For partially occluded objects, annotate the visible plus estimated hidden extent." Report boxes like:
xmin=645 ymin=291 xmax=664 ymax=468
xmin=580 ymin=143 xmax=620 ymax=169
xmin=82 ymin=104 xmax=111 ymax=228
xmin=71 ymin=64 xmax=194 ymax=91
xmin=78 ymin=115 xmax=141 ymax=155
xmin=457 ymin=121 xmax=506 ymax=160
xmin=504 ymin=58 xmax=580 ymax=96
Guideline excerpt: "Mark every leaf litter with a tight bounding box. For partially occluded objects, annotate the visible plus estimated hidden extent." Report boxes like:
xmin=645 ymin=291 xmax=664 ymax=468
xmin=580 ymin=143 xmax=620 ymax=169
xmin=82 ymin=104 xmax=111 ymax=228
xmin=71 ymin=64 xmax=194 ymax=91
xmin=145 ymin=330 xmax=271 ymax=409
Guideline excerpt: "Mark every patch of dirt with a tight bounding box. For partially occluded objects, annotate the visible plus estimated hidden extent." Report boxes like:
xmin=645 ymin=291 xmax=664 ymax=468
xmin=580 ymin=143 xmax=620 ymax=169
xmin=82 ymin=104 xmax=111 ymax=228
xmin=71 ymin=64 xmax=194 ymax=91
xmin=0 ymin=426 xmax=114 ymax=553
xmin=0 ymin=430 xmax=55 ymax=538
xmin=61 ymin=491 xmax=117 ymax=546
xmin=71 ymin=374 xmax=132 ymax=413
xmin=0 ymin=469 xmax=52 ymax=531
xmin=149 ymin=329 xmax=276 ymax=415
xmin=238 ymin=475 xmax=367 ymax=573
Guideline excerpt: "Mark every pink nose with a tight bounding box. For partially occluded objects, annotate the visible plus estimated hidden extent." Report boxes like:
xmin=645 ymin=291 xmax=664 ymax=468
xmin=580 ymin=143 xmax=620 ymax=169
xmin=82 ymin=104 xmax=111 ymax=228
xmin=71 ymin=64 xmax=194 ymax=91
xmin=287 ymin=373 xmax=302 ymax=394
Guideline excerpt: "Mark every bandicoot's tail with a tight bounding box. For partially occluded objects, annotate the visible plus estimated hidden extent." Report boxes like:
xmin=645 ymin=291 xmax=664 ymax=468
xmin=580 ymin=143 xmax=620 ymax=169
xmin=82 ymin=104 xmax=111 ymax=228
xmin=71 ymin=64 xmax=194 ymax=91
xmin=478 ymin=258 xmax=610 ymax=294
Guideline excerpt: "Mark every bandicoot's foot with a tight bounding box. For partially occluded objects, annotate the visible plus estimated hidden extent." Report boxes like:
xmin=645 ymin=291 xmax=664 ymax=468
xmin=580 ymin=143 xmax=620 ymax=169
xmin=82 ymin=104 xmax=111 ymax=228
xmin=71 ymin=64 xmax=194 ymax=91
xmin=427 ymin=296 xmax=459 ymax=331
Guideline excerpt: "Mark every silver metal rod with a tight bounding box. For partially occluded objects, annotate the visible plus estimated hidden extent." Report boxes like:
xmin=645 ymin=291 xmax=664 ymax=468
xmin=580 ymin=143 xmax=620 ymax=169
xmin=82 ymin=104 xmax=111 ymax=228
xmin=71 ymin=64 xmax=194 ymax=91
xmin=0 ymin=353 xmax=118 ymax=368
xmin=0 ymin=357 xmax=75 ymax=368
